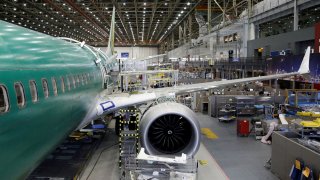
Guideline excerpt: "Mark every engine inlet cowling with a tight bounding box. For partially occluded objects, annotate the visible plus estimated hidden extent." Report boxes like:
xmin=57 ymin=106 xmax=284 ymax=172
xmin=140 ymin=102 xmax=200 ymax=156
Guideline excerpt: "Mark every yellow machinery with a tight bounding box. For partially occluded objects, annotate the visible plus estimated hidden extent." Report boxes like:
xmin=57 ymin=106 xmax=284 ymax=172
xmin=300 ymin=118 xmax=320 ymax=128
xmin=296 ymin=111 xmax=320 ymax=117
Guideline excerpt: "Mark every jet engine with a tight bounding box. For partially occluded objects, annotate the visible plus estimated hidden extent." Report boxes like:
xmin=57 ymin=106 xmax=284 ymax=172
xmin=140 ymin=102 xmax=200 ymax=156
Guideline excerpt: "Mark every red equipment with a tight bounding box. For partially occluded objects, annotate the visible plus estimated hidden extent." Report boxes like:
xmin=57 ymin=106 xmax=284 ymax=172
xmin=237 ymin=119 xmax=250 ymax=136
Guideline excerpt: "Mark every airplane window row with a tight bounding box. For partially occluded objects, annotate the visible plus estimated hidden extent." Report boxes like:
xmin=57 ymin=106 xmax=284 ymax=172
xmin=0 ymin=72 xmax=97 ymax=113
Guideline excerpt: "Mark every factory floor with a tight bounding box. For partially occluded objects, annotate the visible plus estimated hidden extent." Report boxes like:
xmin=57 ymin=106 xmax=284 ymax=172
xmin=80 ymin=113 xmax=279 ymax=180
xmin=199 ymin=113 xmax=279 ymax=180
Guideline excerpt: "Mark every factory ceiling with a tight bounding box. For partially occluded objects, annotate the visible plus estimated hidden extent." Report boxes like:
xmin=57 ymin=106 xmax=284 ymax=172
xmin=0 ymin=0 xmax=258 ymax=47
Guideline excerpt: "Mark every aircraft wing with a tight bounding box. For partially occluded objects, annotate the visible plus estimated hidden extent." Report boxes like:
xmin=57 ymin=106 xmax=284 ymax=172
xmin=121 ymin=54 xmax=166 ymax=62
xmin=152 ymin=70 xmax=298 ymax=95
xmin=119 ymin=69 xmax=178 ymax=76
xmin=95 ymin=46 xmax=310 ymax=116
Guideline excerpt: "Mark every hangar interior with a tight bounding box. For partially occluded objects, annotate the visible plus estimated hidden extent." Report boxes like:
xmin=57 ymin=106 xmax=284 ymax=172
xmin=0 ymin=0 xmax=320 ymax=180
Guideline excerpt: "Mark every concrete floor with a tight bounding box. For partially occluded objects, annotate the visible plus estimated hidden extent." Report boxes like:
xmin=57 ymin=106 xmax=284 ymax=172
xmin=198 ymin=113 xmax=279 ymax=180
xmin=80 ymin=123 xmax=119 ymax=180
xmin=80 ymin=113 xmax=279 ymax=180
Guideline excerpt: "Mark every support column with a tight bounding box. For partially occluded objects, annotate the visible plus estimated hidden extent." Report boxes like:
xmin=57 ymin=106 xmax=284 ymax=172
xmin=171 ymin=34 xmax=174 ymax=49
xmin=165 ymin=40 xmax=169 ymax=51
xmin=249 ymin=23 xmax=255 ymax=40
xmin=293 ymin=0 xmax=299 ymax=31
xmin=188 ymin=14 xmax=192 ymax=41
xmin=221 ymin=69 xmax=225 ymax=79
xmin=292 ymin=80 xmax=295 ymax=89
xmin=315 ymin=23 xmax=320 ymax=53
xmin=252 ymin=66 xmax=254 ymax=77
xmin=216 ymin=31 xmax=220 ymax=45
xmin=208 ymin=0 xmax=212 ymax=33
xmin=184 ymin=21 xmax=187 ymax=44
xmin=255 ymin=24 xmax=260 ymax=39
xmin=142 ymin=74 xmax=147 ymax=87
xmin=274 ymin=79 xmax=278 ymax=95
xmin=179 ymin=26 xmax=183 ymax=45
xmin=243 ymin=19 xmax=249 ymax=57
xmin=269 ymin=79 xmax=272 ymax=87
xmin=222 ymin=0 xmax=226 ymax=27
xmin=248 ymin=0 xmax=252 ymax=17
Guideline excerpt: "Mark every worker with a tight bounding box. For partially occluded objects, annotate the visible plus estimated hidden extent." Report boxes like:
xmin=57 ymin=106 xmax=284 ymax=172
xmin=261 ymin=108 xmax=285 ymax=144
xmin=261 ymin=121 xmax=277 ymax=144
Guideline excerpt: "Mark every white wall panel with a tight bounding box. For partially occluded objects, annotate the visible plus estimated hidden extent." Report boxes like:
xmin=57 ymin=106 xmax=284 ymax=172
xmin=263 ymin=0 xmax=271 ymax=11
xmin=168 ymin=21 xmax=246 ymax=60
xmin=100 ymin=46 xmax=158 ymax=59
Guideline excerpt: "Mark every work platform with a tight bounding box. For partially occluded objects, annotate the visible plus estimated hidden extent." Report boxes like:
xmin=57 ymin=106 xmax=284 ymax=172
xmin=80 ymin=135 xmax=229 ymax=180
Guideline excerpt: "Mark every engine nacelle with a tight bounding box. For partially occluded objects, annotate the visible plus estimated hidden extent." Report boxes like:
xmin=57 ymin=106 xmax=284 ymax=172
xmin=140 ymin=102 xmax=200 ymax=156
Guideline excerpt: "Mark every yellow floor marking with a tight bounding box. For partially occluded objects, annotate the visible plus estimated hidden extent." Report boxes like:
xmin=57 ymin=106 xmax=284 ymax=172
xmin=198 ymin=160 xmax=208 ymax=166
xmin=201 ymin=128 xmax=218 ymax=139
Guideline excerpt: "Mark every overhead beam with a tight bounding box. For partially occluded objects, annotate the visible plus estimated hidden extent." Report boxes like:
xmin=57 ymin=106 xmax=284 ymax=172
xmin=146 ymin=0 xmax=158 ymax=40
xmin=65 ymin=0 xmax=109 ymax=38
xmin=154 ymin=0 xmax=180 ymax=41
xmin=134 ymin=0 xmax=140 ymax=43
xmin=213 ymin=0 xmax=231 ymax=22
xmin=90 ymin=0 xmax=124 ymax=42
xmin=112 ymin=0 xmax=133 ymax=44
xmin=2 ymin=1 xmax=65 ymax=36
xmin=43 ymin=0 xmax=104 ymax=40
xmin=209 ymin=0 xmax=247 ymax=28
xmin=158 ymin=0 xmax=202 ymax=43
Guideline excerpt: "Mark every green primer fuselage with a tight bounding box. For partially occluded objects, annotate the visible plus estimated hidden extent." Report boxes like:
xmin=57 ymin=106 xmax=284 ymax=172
xmin=0 ymin=21 xmax=104 ymax=179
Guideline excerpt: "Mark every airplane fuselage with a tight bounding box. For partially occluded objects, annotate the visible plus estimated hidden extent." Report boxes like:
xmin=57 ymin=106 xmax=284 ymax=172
xmin=0 ymin=21 xmax=104 ymax=179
